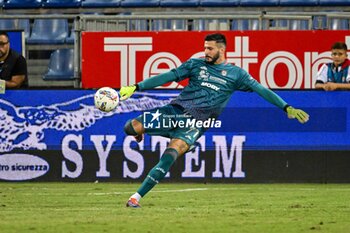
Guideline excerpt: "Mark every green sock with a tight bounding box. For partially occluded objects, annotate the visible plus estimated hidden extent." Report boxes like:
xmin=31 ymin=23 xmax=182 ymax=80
xmin=137 ymin=148 xmax=178 ymax=197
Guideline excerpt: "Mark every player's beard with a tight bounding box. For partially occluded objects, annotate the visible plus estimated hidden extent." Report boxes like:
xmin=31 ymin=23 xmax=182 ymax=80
xmin=0 ymin=51 xmax=4 ymax=59
xmin=205 ymin=51 xmax=220 ymax=64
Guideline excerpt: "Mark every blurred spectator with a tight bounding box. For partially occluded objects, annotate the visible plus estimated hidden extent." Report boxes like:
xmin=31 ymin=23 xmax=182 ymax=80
xmin=315 ymin=42 xmax=350 ymax=91
xmin=0 ymin=31 xmax=28 ymax=89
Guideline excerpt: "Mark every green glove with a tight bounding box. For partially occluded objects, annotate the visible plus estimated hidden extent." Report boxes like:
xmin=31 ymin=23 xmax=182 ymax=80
xmin=286 ymin=106 xmax=309 ymax=124
xmin=119 ymin=85 xmax=137 ymax=101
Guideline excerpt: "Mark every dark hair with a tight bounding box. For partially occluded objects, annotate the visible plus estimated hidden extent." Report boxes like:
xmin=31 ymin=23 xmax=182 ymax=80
xmin=331 ymin=42 xmax=347 ymax=51
xmin=205 ymin=33 xmax=226 ymax=47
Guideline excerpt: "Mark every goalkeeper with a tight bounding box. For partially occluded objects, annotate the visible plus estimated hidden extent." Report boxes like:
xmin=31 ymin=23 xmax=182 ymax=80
xmin=120 ymin=33 xmax=309 ymax=208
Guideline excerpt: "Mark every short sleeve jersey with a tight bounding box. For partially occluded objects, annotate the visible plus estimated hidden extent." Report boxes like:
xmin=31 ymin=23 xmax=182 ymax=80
xmin=170 ymin=58 xmax=261 ymax=120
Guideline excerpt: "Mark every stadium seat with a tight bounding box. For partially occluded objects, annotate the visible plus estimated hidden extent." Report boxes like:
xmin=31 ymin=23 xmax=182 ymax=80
xmin=192 ymin=19 xmax=206 ymax=31
xmin=289 ymin=19 xmax=309 ymax=30
xmin=152 ymin=19 xmax=186 ymax=31
xmin=129 ymin=19 xmax=148 ymax=31
xmin=208 ymin=19 xmax=230 ymax=30
xmin=0 ymin=19 xmax=30 ymax=39
xmin=319 ymin=0 xmax=350 ymax=6
xmin=232 ymin=19 xmax=260 ymax=30
xmin=42 ymin=0 xmax=82 ymax=8
xmin=160 ymin=0 xmax=199 ymax=7
xmin=3 ymin=0 xmax=42 ymax=8
xmin=43 ymin=49 xmax=74 ymax=81
xmin=263 ymin=19 xmax=288 ymax=29
xmin=120 ymin=0 xmax=159 ymax=7
xmin=200 ymin=0 xmax=239 ymax=7
xmin=18 ymin=19 xmax=31 ymax=39
xmin=312 ymin=16 xmax=327 ymax=29
xmin=231 ymin=19 xmax=249 ymax=30
xmin=27 ymin=19 xmax=69 ymax=44
xmin=240 ymin=0 xmax=279 ymax=6
xmin=81 ymin=0 xmax=121 ymax=8
xmin=279 ymin=0 xmax=319 ymax=6
xmin=0 ymin=19 xmax=16 ymax=30
xmin=329 ymin=19 xmax=349 ymax=30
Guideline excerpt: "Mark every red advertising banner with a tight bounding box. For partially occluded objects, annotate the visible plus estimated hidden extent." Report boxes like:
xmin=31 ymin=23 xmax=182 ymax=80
xmin=82 ymin=31 xmax=350 ymax=89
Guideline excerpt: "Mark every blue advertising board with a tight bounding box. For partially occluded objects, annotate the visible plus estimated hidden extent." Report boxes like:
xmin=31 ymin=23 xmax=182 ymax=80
xmin=0 ymin=90 xmax=349 ymax=152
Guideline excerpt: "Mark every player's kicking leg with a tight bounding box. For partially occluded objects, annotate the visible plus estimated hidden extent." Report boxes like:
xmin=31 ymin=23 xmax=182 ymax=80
xmin=126 ymin=138 xmax=189 ymax=208
xmin=124 ymin=119 xmax=144 ymax=142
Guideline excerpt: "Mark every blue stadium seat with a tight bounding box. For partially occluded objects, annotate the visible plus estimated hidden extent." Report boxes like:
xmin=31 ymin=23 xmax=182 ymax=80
xmin=200 ymin=0 xmax=239 ymax=7
xmin=232 ymin=19 xmax=260 ymax=30
xmin=81 ymin=0 xmax=121 ymax=8
xmin=319 ymin=0 xmax=350 ymax=6
xmin=240 ymin=0 xmax=279 ymax=6
xmin=279 ymin=0 xmax=319 ymax=6
xmin=207 ymin=19 xmax=230 ymax=30
xmin=152 ymin=19 xmax=186 ymax=31
xmin=329 ymin=19 xmax=349 ymax=30
xmin=18 ymin=19 xmax=31 ymax=39
xmin=0 ymin=19 xmax=16 ymax=30
xmin=129 ymin=19 xmax=148 ymax=31
xmin=42 ymin=0 xmax=82 ymax=8
xmin=27 ymin=19 xmax=69 ymax=44
xmin=160 ymin=0 xmax=199 ymax=7
xmin=312 ymin=16 xmax=327 ymax=29
xmin=43 ymin=49 xmax=74 ymax=81
xmin=0 ymin=19 xmax=30 ymax=39
xmin=289 ymin=20 xmax=309 ymax=30
xmin=120 ymin=0 xmax=159 ymax=7
xmin=263 ymin=19 xmax=289 ymax=29
xmin=4 ymin=0 xmax=42 ymax=8
xmin=192 ymin=19 xmax=206 ymax=31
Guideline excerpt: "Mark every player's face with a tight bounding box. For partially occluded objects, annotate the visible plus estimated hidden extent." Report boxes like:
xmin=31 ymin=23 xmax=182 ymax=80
xmin=331 ymin=49 xmax=347 ymax=66
xmin=0 ymin=35 xmax=10 ymax=60
xmin=204 ymin=41 xmax=224 ymax=64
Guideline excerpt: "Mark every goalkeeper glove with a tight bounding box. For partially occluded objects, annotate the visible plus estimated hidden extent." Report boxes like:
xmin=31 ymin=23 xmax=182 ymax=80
xmin=286 ymin=106 xmax=309 ymax=124
xmin=119 ymin=85 xmax=137 ymax=101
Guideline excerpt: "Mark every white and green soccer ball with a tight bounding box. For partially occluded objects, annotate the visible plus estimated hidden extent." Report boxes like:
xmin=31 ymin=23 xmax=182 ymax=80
xmin=94 ymin=87 xmax=119 ymax=112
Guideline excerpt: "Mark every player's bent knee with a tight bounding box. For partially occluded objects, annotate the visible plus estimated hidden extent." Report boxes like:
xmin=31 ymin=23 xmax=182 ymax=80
xmin=124 ymin=119 xmax=137 ymax=136
xmin=168 ymin=138 xmax=189 ymax=156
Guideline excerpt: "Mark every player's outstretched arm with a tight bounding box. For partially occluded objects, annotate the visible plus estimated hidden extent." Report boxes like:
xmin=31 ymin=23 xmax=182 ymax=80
xmin=252 ymin=83 xmax=309 ymax=124
xmin=119 ymin=71 xmax=177 ymax=100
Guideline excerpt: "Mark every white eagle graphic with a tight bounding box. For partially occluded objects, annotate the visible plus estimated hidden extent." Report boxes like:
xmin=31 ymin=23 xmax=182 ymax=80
xmin=0 ymin=92 xmax=175 ymax=152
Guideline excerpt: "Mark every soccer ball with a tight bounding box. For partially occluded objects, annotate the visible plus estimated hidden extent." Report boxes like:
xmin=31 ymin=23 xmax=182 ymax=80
xmin=94 ymin=87 xmax=119 ymax=112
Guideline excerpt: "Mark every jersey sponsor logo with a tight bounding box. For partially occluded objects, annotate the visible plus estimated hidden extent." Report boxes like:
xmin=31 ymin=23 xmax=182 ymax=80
xmin=199 ymin=69 xmax=209 ymax=80
xmin=201 ymin=82 xmax=220 ymax=91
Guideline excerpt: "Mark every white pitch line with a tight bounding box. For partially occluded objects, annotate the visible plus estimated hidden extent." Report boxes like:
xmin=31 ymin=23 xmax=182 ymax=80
xmin=89 ymin=188 xmax=209 ymax=195
xmin=88 ymin=186 xmax=350 ymax=196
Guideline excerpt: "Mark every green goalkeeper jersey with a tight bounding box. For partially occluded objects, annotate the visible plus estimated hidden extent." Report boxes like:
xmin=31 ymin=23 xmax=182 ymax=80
xmin=138 ymin=58 xmax=288 ymax=121
xmin=171 ymin=58 xmax=287 ymax=120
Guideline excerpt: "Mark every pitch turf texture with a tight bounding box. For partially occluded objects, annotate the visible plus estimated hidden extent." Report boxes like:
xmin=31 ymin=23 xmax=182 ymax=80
xmin=0 ymin=183 xmax=349 ymax=233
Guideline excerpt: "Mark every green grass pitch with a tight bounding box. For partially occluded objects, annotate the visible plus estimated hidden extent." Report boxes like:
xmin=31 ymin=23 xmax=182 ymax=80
xmin=0 ymin=183 xmax=349 ymax=233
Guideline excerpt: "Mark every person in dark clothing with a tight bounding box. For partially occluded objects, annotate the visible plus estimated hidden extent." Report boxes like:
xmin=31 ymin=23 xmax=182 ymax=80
xmin=0 ymin=31 xmax=28 ymax=89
